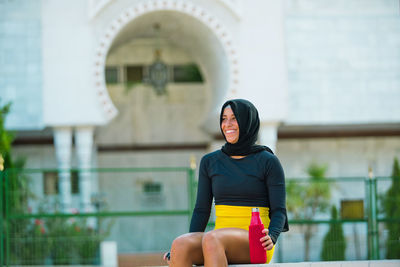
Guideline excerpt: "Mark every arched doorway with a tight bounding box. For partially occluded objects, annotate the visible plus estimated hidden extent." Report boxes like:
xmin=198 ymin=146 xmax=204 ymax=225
xmin=93 ymin=1 xmax=240 ymax=131
xmin=97 ymin=11 xmax=217 ymax=145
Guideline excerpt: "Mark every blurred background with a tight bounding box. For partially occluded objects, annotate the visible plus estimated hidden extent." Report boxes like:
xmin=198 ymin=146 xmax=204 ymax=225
xmin=1 ymin=0 xmax=400 ymax=266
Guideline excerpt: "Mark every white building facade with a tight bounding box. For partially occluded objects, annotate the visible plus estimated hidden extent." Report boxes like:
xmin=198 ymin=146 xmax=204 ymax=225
xmin=1 ymin=0 xmax=400 ymax=262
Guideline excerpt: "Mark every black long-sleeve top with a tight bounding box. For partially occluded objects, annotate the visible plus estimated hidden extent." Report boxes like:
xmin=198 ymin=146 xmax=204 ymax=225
xmin=189 ymin=150 xmax=289 ymax=243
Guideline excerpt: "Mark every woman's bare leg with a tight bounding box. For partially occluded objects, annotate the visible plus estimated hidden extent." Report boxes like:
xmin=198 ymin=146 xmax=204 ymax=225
xmin=202 ymin=228 xmax=250 ymax=267
xmin=169 ymin=232 xmax=204 ymax=267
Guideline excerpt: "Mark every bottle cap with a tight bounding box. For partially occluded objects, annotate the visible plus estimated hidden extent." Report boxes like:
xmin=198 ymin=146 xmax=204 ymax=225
xmin=252 ymin=207 xmax=259 ymax=212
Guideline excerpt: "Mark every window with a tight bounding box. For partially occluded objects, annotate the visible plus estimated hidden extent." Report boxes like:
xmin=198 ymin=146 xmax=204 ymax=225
xmin=43 ymin=172 xmax=58 ymax=195
xmin=105 ymin=66 xmax=119 ymax=84
xmin=112 ymin=64 xmax=204 ymax=84
xmin=341 ymin=199 xmax=364 ymax=219
xmin=143 ymin=181 xmax=162 ymax=193
xmin=71 ymin=171 xmax=79 ymax=194
xmin=141 ymin=181 xmax=164 ymax=208
xmin=172 ymin=64 xmax=203 ymax=83
xmin=43 ymin=171 xmax=80 ymax=195
xmin=126 ymin=65 xmax=143 ymax=82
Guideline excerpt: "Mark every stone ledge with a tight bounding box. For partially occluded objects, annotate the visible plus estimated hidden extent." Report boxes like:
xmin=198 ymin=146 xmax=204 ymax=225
xmin=11 ymin=260 xmax=400 ymax=267
xmin=153 ymin=260 xmax=400 ymax=267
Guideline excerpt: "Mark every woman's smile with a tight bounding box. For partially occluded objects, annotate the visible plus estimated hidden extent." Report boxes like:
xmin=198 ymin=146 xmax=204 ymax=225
xmin=225 ymin=129 xmax=237 ymax=136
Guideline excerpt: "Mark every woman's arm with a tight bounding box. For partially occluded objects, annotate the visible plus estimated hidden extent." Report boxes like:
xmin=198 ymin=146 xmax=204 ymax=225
xmin=189 ymin=156 xmax=213 ymax=232
xmin=265 ymin=155 xmax=289 ymax=243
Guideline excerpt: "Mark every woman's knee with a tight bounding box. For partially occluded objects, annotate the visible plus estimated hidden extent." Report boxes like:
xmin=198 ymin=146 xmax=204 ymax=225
xmin=171 ymin=234 xmax=192 ymax=253
xmin=202 ymin=230 xmax=222 ymax=252
xmin=171 ymin=233 xmax=203 ymax=253
xmin=170 ymin=233 xmax=204 ymax=264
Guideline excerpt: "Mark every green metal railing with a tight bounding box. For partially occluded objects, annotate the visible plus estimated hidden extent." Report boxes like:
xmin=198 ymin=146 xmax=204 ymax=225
xmin=1 ymin=168 xmax=399 ymax=265
xmin=1 ymin=167 xmax=197 ymax=266
xmin=279 ymin=175 xmax=398 ymax=262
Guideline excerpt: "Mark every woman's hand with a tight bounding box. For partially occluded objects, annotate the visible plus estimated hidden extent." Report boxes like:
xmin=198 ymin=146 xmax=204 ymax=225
xmin=163 ymin=251 xmax=171 ymax=265
xmin=260 ymin=229 xmax=274 ymax=251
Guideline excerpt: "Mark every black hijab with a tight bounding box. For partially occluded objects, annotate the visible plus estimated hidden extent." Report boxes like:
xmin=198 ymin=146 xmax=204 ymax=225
xmin=220 ymin=99 xmax=274 ymax=156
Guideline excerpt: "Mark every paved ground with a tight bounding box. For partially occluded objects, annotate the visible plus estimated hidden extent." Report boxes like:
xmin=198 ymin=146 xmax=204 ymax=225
xmin=118 ymin=252 xmax=166 ymax=267
xmin=16 ymin=259 xmax=400 ymax=267
xmin=118 ymin=257 xmax=400 ymax=267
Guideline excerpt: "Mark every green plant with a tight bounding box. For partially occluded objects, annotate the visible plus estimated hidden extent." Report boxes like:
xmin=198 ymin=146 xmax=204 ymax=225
xmin=76 ymin=218 xmax=113 ymax=264
xmin=45 ymin=215 xmax=112 ymax=265
xmin=286 ymin=162 xmax=331 ymax=261
xmin=14 ymin=219 xmax=52 ymax=265
xmin=321 ymin=206 xmax=346 ymax=260
xmin=0 ymin=100 xmax=33 ymax=265
xmin=382 ymin=157 xmax=400 ymax=259
xmin=45 ymin=216 xmax=79 ymax=265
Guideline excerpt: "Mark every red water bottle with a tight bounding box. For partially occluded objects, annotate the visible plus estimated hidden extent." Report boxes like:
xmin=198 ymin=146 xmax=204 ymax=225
xmin=249 ymin=207 xmax=267 ymax=264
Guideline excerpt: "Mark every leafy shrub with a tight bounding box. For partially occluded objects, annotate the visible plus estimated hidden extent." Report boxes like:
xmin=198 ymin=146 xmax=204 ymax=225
xmin=382 ymin=157 xmax=400 ymax=259
xmin=321 ymin=206 xmax=346 ymax=260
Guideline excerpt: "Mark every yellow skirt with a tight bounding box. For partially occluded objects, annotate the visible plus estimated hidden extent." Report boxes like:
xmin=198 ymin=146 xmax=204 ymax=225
xmin=214 ymin=205 xmax=275 ymax=264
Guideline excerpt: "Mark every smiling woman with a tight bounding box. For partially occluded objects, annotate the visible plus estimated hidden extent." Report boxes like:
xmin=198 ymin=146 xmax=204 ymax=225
xmin=164 ymin=99 xmax=289 ymax=266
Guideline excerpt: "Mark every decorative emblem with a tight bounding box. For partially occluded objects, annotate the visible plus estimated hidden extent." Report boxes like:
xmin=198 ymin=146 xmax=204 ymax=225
xmin=148 ymin=50 xmax=169 ymax=95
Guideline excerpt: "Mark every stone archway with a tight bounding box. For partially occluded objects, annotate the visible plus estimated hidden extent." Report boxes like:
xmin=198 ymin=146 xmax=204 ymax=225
xmin=93 ymin=0 xmax=240 ymax=124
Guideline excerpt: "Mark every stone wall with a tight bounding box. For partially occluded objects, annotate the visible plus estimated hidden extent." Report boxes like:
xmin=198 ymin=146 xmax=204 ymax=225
xmin=0 ymin=0 xmax=43 ymax=130
xmin=285 ymin=0 xmax=400 ymax=125
xmin=277 ymin=136 xmax=400 ymax=178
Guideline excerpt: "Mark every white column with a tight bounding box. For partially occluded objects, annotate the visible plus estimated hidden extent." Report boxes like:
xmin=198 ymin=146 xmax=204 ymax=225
xmin=54 ymin=126 xmax=72 ymax=213
xmin=75 ymin=126 xmax=94 ymax=213
xmin=101 ymin=241 xmax=118 ymax=267
xmin=259 ymin=122 xmax=279 ymax=154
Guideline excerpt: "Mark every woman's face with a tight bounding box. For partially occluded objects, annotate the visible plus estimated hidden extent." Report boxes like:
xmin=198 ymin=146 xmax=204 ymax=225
xmin=221 ymin=107 xmax=239 ymax=144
